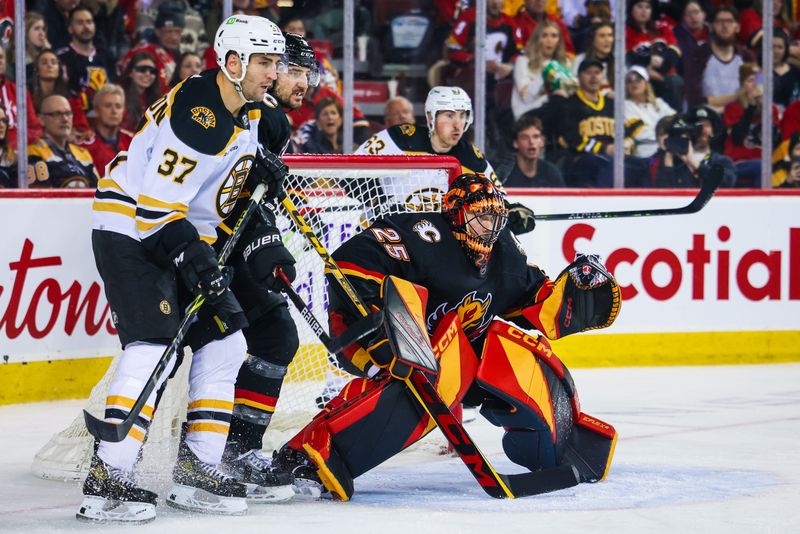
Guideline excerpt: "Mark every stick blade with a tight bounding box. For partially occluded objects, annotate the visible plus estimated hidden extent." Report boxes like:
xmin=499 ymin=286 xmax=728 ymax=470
xmin=501 ymin=464 xmax=581 ymax=497
xmin=83 ymin=410 xmax=132 ymax=443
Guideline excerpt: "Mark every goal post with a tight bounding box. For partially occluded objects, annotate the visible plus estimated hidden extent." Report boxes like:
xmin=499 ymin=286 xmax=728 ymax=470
xmin=31 ymin=154 xmax=461 ymax=484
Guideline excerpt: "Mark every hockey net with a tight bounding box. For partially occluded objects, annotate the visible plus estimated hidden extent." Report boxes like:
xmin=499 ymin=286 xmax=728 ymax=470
xmin=32 ymin=154 xmax=461 ymax=485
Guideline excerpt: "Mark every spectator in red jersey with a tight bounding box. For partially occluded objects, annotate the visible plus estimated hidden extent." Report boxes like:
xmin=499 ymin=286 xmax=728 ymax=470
xmin=674 ymin=0 xmax=710 ymax=63
xmin=738 ymin=0 xmax=797 ymax=49
xmin=119 ymin=52 xmax=163 ymax=132
xmin=27 ymin=49 xmax=91 ymax=138
xmin=684 ymin=6 xmax=755 ymax=112
xmin=79 ymin=84 xmax=132 ymax=176
xmin=515 ymin=0 xmax=575 ymax=54
xmin=723 ymin=63 xmax=780 ymax=186
xmin=169 ymin=51 xmax=203 ymax=87
xmin=57 ymin=6 xmax=116 ymax=115
xmin=625 ymin=0 xmax=683 ymax=110
xmin=0 ymin=107 xmax=17 ymax=188
xmin=0 ymin=46 xmax=44 ymax=146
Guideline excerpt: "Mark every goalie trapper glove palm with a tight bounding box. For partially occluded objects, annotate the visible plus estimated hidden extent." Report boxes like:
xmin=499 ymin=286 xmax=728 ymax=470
xmin=242 ymin=226 xmax=296 ymax=290
xmin=365 ymin=336 xmax=412 ymax=380
xmin=250 ymin=149 xmax=289 ymax=199
xmin=506 ymin=202 xmax=536 ymax=235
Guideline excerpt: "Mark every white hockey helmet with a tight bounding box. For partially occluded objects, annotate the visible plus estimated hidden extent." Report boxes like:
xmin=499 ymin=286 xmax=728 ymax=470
xmin=424 ymin=86 xmax=473 ymax=135
xmin=214 ymin=15 xmax=285 ymax=87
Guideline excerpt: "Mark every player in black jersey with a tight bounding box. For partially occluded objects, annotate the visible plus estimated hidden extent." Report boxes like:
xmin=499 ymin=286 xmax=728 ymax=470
xmin=191 ymin=33 xmax=322 ymax=503
xmin=272 ymin=173 xmax=621 ymax=500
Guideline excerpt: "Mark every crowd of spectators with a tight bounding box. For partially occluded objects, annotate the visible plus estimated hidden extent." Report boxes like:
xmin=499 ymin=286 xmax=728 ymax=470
xmin=0 ymin=0 xmax=799 ymax=189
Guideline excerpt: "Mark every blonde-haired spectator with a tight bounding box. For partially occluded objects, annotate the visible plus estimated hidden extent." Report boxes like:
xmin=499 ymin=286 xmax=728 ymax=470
xmin=25 ymin=12 xmax=52 ymax=78
xmin=624 ymin=65 xmax=676 ymax=158
xmin=512 ymin=19 xmax=574 ymax=119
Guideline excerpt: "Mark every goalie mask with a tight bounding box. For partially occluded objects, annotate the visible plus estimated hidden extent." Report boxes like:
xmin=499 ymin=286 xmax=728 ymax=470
xmin=425 ymin=86 xmax=473 ymax=135
xmin=442 ymin=173 xmax=508 ymax=275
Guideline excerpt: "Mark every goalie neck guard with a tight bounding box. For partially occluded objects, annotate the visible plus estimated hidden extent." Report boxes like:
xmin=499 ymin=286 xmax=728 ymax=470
xmin=442 ymin=173 xmax=508 ymax=276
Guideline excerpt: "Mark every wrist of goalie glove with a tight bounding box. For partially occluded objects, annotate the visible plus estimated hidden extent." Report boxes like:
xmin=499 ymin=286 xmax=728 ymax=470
xmin=366 ymin=337 xmax=412 ymax=380
xmin=171 ymin=240 xmax=234 ymax=305
xmin=505 ymin=201 xmax=536 ymax=235
xmin=242 ymin=226 xmax=296 ymax=290
xmin=250 ymin=149 xmax=288 ymax=200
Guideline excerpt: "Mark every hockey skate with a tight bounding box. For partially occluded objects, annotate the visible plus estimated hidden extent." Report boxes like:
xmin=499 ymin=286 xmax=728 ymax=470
xmin=272 ymin=445 xmax=327 ymax=499
xmin=221 ymin=448 xmax=295 ymax=503
xmin=76 ymin=454 xmax=157 ymax=524
xmin=166 ymin=441 xmax=248 ymax=515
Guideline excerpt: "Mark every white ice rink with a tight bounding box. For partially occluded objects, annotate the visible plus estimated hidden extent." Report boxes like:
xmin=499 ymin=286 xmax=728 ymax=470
xmin=1 ymin=363 xmax=799 ymax=534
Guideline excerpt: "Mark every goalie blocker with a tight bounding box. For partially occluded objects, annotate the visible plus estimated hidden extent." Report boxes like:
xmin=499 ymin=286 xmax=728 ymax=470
xmin=281 ymin=276 xmax=617 ymax=500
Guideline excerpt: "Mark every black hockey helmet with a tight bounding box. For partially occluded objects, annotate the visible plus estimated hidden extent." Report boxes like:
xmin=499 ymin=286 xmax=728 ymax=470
xmin=442 ymin=173 xmax=508 ymax=275
xmin=280 ymin=33 xmax=320 ymax=87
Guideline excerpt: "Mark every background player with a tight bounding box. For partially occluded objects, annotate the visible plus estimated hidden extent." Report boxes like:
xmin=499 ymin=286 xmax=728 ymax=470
xmin=78 ymin=15 xmax=288 ymax=523
xmin=273 ymin=173 xmax=620 ymax=499
xmin=356 ymin=86 xmax=536 ymax=235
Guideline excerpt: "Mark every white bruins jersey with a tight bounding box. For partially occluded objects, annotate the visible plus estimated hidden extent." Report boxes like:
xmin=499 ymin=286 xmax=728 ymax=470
xmin=92 ymin=69 xmax=262 ymax=244
xmin=354 ymin=123 xmax=500 ymax=210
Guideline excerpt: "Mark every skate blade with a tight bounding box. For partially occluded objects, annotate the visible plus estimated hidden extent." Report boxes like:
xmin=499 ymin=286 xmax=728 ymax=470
xmin=166 ymin=484 xmax=248 ymax=515
xmin=76 ymin=495 xmax=156 ymax=524
xmin=291 ymin=479 xmax=328 ymax=501
xmin=245 ymin=483 xmax=295 ymax=504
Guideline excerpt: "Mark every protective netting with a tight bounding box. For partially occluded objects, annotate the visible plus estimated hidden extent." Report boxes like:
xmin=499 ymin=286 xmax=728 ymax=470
xmin=31 ymin=155 xmax=459 ymax=484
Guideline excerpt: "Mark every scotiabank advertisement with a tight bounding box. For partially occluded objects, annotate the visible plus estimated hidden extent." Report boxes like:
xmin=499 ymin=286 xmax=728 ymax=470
xmin=1 ymin=190 xmax=799 ymax=367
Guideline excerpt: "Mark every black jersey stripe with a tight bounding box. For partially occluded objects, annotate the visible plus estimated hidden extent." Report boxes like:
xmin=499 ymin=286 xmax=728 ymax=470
xmin=95 ymin=190 xmax=135 ymax=205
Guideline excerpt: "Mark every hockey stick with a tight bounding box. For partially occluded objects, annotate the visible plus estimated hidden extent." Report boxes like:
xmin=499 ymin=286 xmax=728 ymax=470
xmin=534 ymin=163 xmax=724 ymax=221
xmin=274 ymin=269 xmax=383 ymax=355
xmin=279 ymin=195 xmax=579 ymax=497
xmin=83 ymin=183 xmax=269 ymax=443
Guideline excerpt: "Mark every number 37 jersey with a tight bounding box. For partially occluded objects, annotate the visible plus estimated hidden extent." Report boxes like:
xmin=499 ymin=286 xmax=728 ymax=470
xmin=92 ymin=69 xmax=263 ymax=244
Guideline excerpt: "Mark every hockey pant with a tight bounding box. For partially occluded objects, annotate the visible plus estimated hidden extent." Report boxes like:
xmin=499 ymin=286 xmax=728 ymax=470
xmin=285 ymin=316 xmax=617 ymax=500
xmin=98 ymin=331 xmax=247 ymax=471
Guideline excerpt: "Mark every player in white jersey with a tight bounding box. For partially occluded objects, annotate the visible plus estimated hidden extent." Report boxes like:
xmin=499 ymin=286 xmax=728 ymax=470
xmin=78 ymin=15 xmax=288 ymax=524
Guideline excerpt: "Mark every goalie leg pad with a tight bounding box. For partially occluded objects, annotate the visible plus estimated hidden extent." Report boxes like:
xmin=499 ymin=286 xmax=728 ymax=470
xmin=562 ymin=412 xmax=618 ymax=483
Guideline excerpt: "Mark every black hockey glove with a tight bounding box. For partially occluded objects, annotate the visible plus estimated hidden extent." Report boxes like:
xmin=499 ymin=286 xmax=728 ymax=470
xmin=250 ymin=149 xmax=288 ymax=199
xmin=241 ymin=226 xmax=296 ymax=290
xmin=172 ymin=240 xmax=235 ymax=308
xmin=506 ymin=202 xmax=536 ymax=235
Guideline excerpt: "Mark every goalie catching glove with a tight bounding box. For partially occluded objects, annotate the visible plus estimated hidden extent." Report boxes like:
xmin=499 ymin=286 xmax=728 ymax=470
xmin=363 ymin=335 xmax=413 ymax=380
xmin=522 ymin=253 xmax=621 ymax=339
xmin=241 ymin=225 xmax=296 ymax=290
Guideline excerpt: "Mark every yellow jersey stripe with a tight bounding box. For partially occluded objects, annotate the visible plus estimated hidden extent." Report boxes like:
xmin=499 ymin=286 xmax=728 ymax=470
xmin=137 ymin=195 xmax=189 ymax=213
xmin=93 ymin=201 xmax=136 ymax=218
xmin=105 ymin=395 xmax=155 ymax=418
xmin=188 ymin=399 xmax=234 ymax=411
xmin=234 ymin=397 xmax=276 ymax=413
xmin=136 ymin=212 xmax=185 ymax=231
xmin=186 ymin=422 xmax=230 ymax=435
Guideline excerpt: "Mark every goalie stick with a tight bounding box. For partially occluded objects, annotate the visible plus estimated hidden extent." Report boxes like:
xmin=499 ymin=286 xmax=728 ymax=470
xmin=83 ymin=182 xmax=269 ymax=443
xmin=534 ymin=163 xmax=724 ymax=221
xmin=277 ymin=195 xmax=580 ymax=498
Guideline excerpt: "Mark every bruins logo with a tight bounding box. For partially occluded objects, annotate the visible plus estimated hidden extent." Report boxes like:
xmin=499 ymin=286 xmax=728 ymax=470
xmin=159 ymin=300 xmax=171 ymax=315
xmin=216 ymin=155 xmax=253 ymax=217
xmin=400 ymin=124 xmax=416 ymax=136
xmin=405 ymin=187 xmax=443 ymax=212
xmin=412 ymin=219 xmax=441 ymax=243
xmin=191 ymin=106 xmax=217 ymax=129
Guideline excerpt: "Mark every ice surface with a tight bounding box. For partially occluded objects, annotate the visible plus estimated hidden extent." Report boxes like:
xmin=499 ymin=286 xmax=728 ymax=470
xmin=1 ymin=364 xmax=798 ymax=533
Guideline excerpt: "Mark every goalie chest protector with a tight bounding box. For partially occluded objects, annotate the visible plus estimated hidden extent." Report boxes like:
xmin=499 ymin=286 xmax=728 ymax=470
xmin=330 ymin=212 xmax=548 ymax=341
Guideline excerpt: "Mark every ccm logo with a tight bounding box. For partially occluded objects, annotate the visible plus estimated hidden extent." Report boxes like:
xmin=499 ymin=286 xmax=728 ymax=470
xmin=242 ymin=233 xmax=280 ymax=261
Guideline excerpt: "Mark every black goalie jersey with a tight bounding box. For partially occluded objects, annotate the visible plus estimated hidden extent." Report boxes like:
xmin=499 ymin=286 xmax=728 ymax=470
xmin=328 ymin=212 xmax=551 ymax=374
xmin=355 ymin=123 xmax=501 ymax=210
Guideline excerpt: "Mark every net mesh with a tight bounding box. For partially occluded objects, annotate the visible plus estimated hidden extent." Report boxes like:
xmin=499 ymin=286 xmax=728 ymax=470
xmin=31 ymin=155 xmax=459 ymax=484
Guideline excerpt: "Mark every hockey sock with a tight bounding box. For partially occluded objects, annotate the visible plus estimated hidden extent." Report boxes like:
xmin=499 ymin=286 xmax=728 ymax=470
xmin=97 ymin=341 xmax=178 ymax=472
xmin=229 ymin=354 xmax=289 ymax=451
xmin=184 ymin=332 xmax=247 ymax=465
